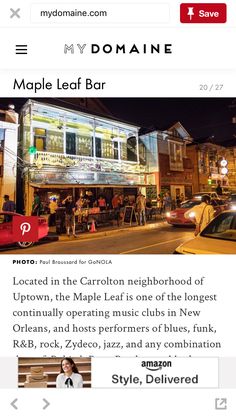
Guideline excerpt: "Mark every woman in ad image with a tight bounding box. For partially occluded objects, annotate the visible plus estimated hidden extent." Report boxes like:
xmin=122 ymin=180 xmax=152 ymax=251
xmin=56 ymin=358 xmax=83 ymax=388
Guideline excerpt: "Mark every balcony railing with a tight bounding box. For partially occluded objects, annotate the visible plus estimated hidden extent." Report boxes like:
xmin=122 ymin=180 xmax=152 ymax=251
xmin=33 ymin=151 xmax=146 ymax=174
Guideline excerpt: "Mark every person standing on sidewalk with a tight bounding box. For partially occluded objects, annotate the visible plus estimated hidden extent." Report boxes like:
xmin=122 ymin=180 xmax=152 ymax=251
xmin=145 ymin=197 xmax=153 ymax=220
xmin=112 ymin=193 xmax=121 ymax=226
xmin=157 ymin=194 xmax=163 ymax=215
xmin=31 ymin=191 xmax=43 ymax=216
xmin=216 ymin=181 xmax=223 ymax=196
xmin=62 ymin=195 xmax=77 ymax=237
xmin=180 ymin=193 xmax=185 ymax=203
xmin=98 ymin=196 xmax=106 ymax=211
xmin=2 ymin=194 xmax=16 ymax=222
xmin=185 ymin=194 xmax=214 ymax=235
xmin=163 ymin=192 xmax=172 ymax=212
xmin=136 ymin=193 xmax=146 ymax=225
xmin=49 ymin=197 xmax=58 ymax=226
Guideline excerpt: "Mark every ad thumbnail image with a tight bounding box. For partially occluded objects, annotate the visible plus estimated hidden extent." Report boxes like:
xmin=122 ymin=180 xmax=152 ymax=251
xmin=0 ymin=97 xmax=236 ymax=254
xmin=18 ymin=357 xmax=91 ymax=388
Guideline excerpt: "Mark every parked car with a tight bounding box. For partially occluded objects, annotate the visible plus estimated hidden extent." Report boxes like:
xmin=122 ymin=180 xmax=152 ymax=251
xmin=174 ymin=210 xmax=236 ymax=254
xmin=166 ymin=198 xmax=226 ymax=227
xmin=166 ymin=200 xmax=199 ymax=226
xmin=0 ymin=211 xmax=48 ymax=248
xmin=192 ymin=191 xmax=219 ymax=200
xmin=226 ymin=193 xmax=236 ymax=210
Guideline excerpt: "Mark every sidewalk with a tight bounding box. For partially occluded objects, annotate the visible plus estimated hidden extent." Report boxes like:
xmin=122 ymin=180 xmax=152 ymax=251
xmin=55 ymin=215 xmax=166 ymax=242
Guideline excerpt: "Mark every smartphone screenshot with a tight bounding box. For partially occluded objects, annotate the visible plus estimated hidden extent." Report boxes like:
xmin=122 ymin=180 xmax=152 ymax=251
xmin=0 ymin=1 xmax=236 ymax=417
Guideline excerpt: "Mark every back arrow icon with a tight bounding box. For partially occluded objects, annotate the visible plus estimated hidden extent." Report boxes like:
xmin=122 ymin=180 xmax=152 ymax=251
xmin=43 ymin=398 xmax=50 ymax=410
xmin=10 ymin=398 xmax=18 ymax=410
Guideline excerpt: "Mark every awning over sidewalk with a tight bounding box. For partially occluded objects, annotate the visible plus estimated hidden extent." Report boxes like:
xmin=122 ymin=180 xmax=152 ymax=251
xmin=29 ymin=183 xmax=147 ymax=189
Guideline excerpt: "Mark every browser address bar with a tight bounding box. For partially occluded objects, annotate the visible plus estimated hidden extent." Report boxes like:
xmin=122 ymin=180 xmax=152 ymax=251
xmin=31 ymin=3 xmax=170 ymax=24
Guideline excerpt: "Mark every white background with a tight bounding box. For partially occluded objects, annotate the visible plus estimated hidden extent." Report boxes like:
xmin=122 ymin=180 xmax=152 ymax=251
xmin=1 ymin=0 xmax=236 ymax=416
xmin=1 ymin=255 xmax=235 ymax=357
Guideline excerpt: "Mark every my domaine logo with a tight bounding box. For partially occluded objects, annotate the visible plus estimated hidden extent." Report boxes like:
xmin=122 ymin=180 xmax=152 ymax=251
xmin=12 ymin=216 xmax=39 ymax=242
xmin=64 ymin=43 xmax=173 ymax=55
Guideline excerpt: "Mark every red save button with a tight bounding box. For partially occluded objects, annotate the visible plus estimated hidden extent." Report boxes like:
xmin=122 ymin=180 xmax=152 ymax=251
xmin=180 ymin=3 xmax=227 ymax=23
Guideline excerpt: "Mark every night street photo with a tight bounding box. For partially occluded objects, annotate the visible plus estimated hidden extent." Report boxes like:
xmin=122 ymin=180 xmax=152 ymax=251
xmin=1 ymin=97 xmax=236 ymax=254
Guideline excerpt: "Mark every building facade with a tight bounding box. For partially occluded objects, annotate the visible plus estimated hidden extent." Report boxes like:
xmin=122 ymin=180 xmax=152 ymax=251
xmin=20 ymin=100 xmax=158 ymax=214
xmin=145 ymin=123 xmax=193 ymax=201
xmin=187 ymin=142 xmax=233 ymax=193
xmin=0 ymin=106 xmax=19 ymax=210
xmin=225 ymin=146 xmax=236 ymax=191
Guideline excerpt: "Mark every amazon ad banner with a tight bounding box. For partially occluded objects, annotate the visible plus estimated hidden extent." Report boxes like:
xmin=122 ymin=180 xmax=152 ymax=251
xmin=92 ymin=357 xmax=218 ymax=388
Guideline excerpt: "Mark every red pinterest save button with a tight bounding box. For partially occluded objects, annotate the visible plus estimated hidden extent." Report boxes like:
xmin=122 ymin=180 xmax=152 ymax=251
xmin=180 ymin=3 xmax=227 ymax=23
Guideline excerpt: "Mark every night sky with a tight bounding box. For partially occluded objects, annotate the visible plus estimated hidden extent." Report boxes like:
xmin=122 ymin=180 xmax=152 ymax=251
xmin=1 ymin=97 xmax=236 ymax=146
xmin=101 ymin=98 xmax=236 ymax=146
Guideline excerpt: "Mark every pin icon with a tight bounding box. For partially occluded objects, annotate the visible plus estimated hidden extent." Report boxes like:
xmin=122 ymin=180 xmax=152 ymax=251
xmin=20 ymin=222 xmax=31 ymax=236
xmin=187 ymin=7 xmax=194 ymax=20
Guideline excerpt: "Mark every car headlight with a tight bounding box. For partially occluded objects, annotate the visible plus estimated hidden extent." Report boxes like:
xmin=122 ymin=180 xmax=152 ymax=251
xmin=166 ymin=212 xmax=171 ymax=217
xmin=231 ymin=205 xmax=236 ymax=210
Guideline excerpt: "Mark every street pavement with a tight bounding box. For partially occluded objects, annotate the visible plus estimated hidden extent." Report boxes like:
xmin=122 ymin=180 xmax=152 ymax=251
xmin=1 ymin=221 xmax=194 ymax=254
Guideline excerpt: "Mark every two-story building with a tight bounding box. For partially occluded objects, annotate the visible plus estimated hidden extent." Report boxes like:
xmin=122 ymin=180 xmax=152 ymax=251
xmin=187 ymin=141 xmax=231 ymax=193
xmin=143 ymin=122 xmax=193 ymax=202
xmin=0 ymin=105 xmax=19 ymax=209
xmin=20 ymin=100 xmax=159 ymax=214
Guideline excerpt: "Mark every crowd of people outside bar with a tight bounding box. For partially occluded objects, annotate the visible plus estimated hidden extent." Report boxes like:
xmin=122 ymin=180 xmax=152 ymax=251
xmin=0 ymin=186 xmax=219 ymax=241
xmin=28 ymin=188 xmax=190 ymax=235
